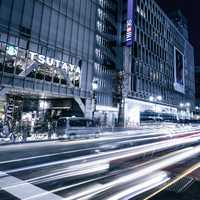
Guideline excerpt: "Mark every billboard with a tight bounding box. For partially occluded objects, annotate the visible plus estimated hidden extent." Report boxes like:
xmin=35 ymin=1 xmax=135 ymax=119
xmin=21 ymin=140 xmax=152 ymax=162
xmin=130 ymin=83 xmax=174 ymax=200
xmin=126 ymin=0 xmax=135 ymax=47
xmin=174 ymin=47 xmax=185 ymax=93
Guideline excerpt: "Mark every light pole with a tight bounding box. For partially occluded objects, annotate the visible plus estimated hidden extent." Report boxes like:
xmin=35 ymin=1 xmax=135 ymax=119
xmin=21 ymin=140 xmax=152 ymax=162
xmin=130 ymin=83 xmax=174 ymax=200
xmin=92 ymin=80 xmax=98 ymax=120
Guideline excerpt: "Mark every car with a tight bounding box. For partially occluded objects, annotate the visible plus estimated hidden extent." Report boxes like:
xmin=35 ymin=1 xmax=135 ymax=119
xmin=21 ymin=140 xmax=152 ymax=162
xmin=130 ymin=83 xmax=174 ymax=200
xmin=56 ymin=117 xmax=101 ymax=140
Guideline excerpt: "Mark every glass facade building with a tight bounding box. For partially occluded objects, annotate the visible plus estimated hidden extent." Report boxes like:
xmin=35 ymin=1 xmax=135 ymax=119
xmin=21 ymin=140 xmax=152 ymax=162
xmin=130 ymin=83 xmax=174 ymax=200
xmin=93 ymin=0 xmax=120 ymax=125
xmin=195 ymin=66 xmax=200 ymax=106
xmin=121 ymin=0 xmax=195 ymax=126
xmin=0 ymin=0 xmax=98 ymax=128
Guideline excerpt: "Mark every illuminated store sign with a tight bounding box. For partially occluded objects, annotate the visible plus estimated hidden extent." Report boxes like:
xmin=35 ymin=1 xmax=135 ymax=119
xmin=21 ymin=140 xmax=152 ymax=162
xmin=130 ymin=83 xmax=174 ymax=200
xmin=6 ymin=45 xmax=18 ymax=56
xmin=29 ymin=51 xmax=80 ymax=73
xmin=5 ymin=44 xmax=80 ymax=86
xmin=126 ymin=0 xmax=135 ymax=47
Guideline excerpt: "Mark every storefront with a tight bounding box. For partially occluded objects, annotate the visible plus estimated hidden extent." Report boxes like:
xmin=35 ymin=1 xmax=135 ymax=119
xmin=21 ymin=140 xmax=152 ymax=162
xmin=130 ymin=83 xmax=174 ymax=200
xmin=0 ymin=40 xmax=91 ymax=133
xmin=124 ymin=98 xmax=178 ymax=127
xmin=1 ymin=93 xmax=84 ymax=134
xmin=94 ymin=105 xmax=119 ymax=127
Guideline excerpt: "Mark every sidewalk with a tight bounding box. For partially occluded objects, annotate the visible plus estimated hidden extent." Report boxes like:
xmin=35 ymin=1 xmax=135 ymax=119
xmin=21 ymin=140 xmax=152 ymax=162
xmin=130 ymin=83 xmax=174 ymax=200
xmin=0 ymin=127 xmax=141 ymax=145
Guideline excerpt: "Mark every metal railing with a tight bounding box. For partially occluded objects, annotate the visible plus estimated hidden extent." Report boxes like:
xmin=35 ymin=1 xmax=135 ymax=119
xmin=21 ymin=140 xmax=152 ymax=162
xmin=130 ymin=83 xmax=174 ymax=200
xmin=0 ymin=72 xmax=90 ymax=98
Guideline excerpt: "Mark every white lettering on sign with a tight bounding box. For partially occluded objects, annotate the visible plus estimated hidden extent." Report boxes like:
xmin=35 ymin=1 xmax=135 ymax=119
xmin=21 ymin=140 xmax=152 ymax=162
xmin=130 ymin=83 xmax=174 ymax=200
xmin=29 ymin=51 xmax=80 ymax=73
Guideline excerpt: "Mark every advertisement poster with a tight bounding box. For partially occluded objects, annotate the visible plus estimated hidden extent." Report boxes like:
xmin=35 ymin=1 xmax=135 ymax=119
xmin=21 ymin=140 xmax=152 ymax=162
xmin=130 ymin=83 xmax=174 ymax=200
xmin=174 ymin=47 xmax=185 ymax=93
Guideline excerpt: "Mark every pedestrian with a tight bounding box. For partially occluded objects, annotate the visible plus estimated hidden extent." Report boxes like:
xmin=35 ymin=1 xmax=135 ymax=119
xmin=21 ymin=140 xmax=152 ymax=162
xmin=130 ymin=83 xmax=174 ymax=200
xmin=52 ymin=121 xmax=56 ymax=134
xmin=3 ymin=122 xmax=9 ymax=138
xmin=22 ymin=121 xmax=28 ymax=142
xmin=48 ymin=121 xmax=52 ymax=140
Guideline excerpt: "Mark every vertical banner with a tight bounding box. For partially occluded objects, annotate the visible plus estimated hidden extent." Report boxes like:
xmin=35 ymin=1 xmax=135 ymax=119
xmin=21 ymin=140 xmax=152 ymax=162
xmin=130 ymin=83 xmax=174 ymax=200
xmin=174 ymin=47 xmax=185 ymax=93
xmin=126 ymin=0 xmax=135 ymax=47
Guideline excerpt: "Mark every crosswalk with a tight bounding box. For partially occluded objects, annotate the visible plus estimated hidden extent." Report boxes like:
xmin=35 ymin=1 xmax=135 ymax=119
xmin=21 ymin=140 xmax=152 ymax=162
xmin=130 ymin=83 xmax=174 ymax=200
xmin=0 ymin=171 xmax=64 ymax=200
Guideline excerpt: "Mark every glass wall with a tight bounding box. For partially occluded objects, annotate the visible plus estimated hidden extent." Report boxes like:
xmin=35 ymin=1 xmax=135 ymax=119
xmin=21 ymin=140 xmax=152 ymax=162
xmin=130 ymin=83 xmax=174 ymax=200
xmin=0 ymin=0 xmax=97 ymax=91
xmin=0 ymin=41 xmax=81 ymax=87
xmin=122 ymin=0 xmax=195 ymax=108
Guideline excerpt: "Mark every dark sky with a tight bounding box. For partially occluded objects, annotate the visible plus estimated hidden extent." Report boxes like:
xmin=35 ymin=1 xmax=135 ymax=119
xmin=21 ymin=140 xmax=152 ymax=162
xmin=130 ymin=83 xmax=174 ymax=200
xmin=155 ymin=0 xmax=200 ymax=65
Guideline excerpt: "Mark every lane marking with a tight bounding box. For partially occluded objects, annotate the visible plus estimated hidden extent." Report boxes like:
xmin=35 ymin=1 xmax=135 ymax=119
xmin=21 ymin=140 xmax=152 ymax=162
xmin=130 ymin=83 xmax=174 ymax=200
xmin=0 ymin=147 xmax=96 ymax=165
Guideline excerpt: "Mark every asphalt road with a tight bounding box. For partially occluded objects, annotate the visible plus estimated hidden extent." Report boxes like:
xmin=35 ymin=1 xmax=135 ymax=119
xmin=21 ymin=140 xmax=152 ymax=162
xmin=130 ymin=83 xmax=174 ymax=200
xmin=1 ymin=125 xmax=200 ymax=200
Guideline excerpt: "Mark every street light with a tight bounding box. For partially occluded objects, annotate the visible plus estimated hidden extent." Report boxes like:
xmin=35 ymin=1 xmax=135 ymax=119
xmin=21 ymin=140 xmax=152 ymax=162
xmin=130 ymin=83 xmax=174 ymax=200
xmin=180 ymin=103 xmax=184 ymax=108
xmin=186 ymin=102 xmax=191 ymax=107
xmin=157 ymin=96 xmax=162 ymax=101
xmin=149 ymin=96 xmax=154 ymax=102
xmin=92 ymin=79 xmax=98 ymax=120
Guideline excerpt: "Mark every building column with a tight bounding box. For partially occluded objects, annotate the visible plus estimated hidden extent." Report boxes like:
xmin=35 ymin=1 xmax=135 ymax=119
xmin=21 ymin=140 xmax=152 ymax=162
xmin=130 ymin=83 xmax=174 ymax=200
xmin=85 ymin=98 xmax=93 ymax=119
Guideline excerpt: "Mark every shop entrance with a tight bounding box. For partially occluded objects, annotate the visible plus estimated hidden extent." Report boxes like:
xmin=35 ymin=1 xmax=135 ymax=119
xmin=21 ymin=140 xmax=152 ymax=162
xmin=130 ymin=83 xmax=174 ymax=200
xmin=2 ymin=94 xmax=84 ymax=137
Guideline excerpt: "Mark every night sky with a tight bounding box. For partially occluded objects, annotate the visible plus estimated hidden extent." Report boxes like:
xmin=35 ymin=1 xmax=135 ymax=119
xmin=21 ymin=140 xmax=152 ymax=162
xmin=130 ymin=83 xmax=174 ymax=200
xmin=155 ymin=0 xmax=200 ymax=65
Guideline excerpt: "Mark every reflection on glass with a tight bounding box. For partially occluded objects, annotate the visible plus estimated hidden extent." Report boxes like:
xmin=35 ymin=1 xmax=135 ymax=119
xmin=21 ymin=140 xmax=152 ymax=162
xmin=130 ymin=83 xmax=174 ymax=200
xmin=0 ymin=42 xmax=81 ymax=87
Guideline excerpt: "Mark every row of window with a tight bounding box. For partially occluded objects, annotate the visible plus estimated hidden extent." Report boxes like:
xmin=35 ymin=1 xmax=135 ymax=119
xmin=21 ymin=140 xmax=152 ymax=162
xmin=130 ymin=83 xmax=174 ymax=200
xmin=0 ymin=0 xmax=96 ymax=60
xmin=132 ymin=63 xmax=174 ymax=87
xmin=130 ymin=75 xmax=185 ymax=105
xmin=0 ymin=42 xmax=80 ymax=87
xmin=121 ymin=0 xmax=194 ymax=106
xmin=98 ymin=0 xmax=117 ymax=16
xmin=95 ymin=0 xmax=118 ymax=107
xmin=0 ymin=32 xmax=83 ymax=73
xmin=96 ymin=91 xmax=113 ymax=106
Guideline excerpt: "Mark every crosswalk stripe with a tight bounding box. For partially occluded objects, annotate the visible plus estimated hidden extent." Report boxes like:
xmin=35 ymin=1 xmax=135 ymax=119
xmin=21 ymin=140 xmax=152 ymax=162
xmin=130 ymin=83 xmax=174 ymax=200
xmin=0 ymin=171 xmax=64 ymax=200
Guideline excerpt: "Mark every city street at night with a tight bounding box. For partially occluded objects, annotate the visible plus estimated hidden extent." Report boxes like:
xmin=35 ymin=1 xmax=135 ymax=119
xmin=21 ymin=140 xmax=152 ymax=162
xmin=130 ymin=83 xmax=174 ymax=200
xmin=0 ymin=0 xmax=200 ymax=199
xmin=1 ymin=125 xmax=200 ymax=199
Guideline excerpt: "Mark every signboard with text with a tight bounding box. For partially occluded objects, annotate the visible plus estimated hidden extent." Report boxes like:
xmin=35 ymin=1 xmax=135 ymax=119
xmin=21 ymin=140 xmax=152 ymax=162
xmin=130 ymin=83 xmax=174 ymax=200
xmin=126 ymin=0 xmax=135 ymax=47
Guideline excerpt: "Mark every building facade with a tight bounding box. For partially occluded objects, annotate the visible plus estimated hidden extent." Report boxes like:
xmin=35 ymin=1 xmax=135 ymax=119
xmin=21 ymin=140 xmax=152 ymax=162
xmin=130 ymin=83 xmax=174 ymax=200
xmin=0 ymin=0 xmax=98 ymax=127
xmin=120 ymin=0 xmax=195 ymax=126
xmin=93 ymin=0 xmax=120 ymax=126
xmin=195 ymin=66 xmax=200 ymax=106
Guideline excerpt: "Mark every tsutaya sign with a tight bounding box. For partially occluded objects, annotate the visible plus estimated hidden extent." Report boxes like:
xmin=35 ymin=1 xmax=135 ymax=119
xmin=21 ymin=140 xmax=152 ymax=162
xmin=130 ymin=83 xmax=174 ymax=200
xmin=6 ymin=45 xmax=80 ymax=73
xmin=29 ymin=51 xmax=80 ymax=73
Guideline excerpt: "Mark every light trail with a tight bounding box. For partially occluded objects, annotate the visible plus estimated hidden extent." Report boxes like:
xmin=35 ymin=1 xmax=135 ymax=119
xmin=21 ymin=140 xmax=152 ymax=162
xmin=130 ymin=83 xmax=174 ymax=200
xmin=0 ymin=147 xmax=96 ymax=165
xmin=105 ymin=172 xmax=170 ymax=200
xmin=1 ymin=137 xmax=199 ymax=195
xmin=63 ymin=145 xmax=200 ymax=200
xmin=1 ymin=128 xmax=199 ymax=165
xmin=5 ymin=134 xmax=200 ymax=174
xmin=144 ymin=161 xmax=200 ymax=200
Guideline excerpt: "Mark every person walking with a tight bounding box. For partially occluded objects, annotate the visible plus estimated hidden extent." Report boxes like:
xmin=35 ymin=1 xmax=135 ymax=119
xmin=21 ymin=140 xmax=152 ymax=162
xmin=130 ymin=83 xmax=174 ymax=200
xmin=22 ymin=121 xmax=28 ymax=142
xmin=48 ymin=121 xmax=52 ymax=140
xmin=3 ymin=122 xmax=9 ymax=138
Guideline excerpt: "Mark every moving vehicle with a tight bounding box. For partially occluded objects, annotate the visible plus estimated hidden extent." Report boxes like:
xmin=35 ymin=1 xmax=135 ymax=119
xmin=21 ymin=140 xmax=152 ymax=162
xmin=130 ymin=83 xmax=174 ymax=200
xmin=56 ymin=117 xmax=101 ymax=139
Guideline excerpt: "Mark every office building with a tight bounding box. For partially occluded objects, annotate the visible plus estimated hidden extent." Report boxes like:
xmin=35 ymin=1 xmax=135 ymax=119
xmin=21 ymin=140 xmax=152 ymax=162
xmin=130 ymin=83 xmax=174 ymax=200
xmin=0 ymin=0 xmax=98 ymax=126
xmin=121 ymin=0 xmax=195 ymax=126
xmin=195 ymin=66 xmax=200 ymax=106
